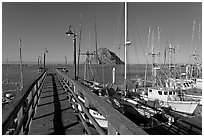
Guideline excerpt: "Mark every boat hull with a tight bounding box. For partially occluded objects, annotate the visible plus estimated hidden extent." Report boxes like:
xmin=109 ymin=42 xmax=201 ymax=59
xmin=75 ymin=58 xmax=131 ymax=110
xmin=89 ymin=109 xmax=108 ymax=128
xmin=160 ymin=100 xmax=198 ymax=114
xmin=77 ymin=96 xmax=108 ymax=128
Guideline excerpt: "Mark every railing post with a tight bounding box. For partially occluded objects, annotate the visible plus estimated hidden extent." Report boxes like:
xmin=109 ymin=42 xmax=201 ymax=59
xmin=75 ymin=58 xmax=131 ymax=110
xmin=108 ymin=123 xmax=118 ymax=135
xmin=84 ymin=96 xmax=90 ymax=108
xmin=16 ymin=106 xmax=23 ymax=134
xmin=22 ymin=99 xmax=28 ymax=134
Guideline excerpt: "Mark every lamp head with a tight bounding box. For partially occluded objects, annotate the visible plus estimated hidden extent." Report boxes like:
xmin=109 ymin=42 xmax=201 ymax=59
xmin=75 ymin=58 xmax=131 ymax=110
xmin=66 ymin=29 xmax=74 ymax=37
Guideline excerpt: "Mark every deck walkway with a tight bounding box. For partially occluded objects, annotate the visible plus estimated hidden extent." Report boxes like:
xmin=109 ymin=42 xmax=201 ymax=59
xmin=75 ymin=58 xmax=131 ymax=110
xmin=29 ymin=73 xmax=84 ymax=135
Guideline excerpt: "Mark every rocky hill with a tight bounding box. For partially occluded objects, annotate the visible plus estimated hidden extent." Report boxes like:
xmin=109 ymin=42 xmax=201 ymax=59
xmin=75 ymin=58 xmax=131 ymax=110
xmin=88 ymin=48 xmax=124 ymax=65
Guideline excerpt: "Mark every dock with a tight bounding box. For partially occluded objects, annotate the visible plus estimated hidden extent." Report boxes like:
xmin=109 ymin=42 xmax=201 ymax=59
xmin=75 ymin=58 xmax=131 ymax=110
xmin=2 ymin=68 xmax=202 ymax=135
xmin=2 ymin=69 xmax=148 ymax=135
xmin=29 ymin=73 xmax=84 ymax=135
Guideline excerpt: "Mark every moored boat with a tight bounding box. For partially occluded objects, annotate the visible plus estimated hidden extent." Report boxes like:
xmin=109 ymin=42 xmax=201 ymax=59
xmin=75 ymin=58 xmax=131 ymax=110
xmin=140 ymin=87 xmax=199 ymax=114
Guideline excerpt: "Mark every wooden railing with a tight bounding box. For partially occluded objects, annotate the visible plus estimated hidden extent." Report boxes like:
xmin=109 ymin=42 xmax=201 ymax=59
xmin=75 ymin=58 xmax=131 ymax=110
xmin=56 ymin=69 xmax=148 ymax=135
xmin=2 ymin=70 xmax=47 ymax=135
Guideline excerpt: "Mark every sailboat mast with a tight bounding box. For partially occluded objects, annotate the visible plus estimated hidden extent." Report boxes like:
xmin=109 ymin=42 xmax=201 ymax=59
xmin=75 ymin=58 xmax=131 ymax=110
xmin=189 ymin=20 xmax=196 ymax=78
xmin=124 ymin=2 xmax=127 ymax=81
xmin=95 ymin=16 xmax=99 ymax=63
xmin=151 ymin=30 xmax=155 ymax=77
xmin=19 ymin=38 xmax=23 ymax=90
xmin=144 ymin=26 xmax=151 ymax=87
xmin=78 ymin=13 xmax=83 ymax=77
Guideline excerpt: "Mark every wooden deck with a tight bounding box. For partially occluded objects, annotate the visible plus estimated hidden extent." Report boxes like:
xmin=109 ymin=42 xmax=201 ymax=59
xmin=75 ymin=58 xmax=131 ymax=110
xmin=29 ymin=73 xmax=85 ymax=135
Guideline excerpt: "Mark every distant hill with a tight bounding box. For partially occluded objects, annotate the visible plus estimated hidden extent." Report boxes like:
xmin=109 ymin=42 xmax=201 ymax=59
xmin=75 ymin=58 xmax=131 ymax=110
xmin=88 ymin=48 xmax=124 ymax=65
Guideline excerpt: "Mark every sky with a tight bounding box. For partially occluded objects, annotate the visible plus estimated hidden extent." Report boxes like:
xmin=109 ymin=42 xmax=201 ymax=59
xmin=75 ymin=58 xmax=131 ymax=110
xmin=2 ymin=1 xmax=202 ymax=64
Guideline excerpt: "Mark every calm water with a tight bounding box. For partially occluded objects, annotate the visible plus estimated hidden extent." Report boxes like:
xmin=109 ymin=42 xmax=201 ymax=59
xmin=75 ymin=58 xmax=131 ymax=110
xmin=2 ymin=64 xmax=187 ymax=94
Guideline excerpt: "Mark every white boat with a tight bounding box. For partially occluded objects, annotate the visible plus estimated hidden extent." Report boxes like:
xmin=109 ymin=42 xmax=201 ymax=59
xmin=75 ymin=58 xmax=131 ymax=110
xmin=88 ymin=109 xmax=108 ymax=128
xmin=165 ymin=78 xmax=195 ymax=90
xmin=141 ymin=87 xmax=199 ymax=114
xmin=192 ymin=78 xmax=202 ymax=89
xmin=165 ymin=78 xmax=202 ymax=105
xmin=77 ymin=90 xmax=108 ymax=129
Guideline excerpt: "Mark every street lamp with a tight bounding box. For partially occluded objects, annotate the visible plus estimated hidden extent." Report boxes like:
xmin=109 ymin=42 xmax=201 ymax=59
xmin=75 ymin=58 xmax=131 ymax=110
xmin=65 ymin=56 xmax=67 ymax=65
xmin=43 ymin=48 xmax=48 ymax=70
xmin=38 ymin=56 xmax=42 ymax=67
xmin=66 ymin=25 xmax=77 ymax=80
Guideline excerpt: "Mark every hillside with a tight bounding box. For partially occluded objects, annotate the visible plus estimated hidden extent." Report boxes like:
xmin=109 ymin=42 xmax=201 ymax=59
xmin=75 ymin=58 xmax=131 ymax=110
xmin=88 ymin=48 xmax=124 ymax=65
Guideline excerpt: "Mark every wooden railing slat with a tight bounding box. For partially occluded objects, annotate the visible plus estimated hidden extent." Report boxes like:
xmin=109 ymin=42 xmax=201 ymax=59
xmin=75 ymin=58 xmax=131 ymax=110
xmin=56 ymin=69 xmax=148 ymax=135
xmin=2 ymin=71 xmax=47 ymax=135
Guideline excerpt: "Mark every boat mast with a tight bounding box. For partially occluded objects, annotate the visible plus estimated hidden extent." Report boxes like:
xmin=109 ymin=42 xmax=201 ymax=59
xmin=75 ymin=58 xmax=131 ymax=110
xmin=152 ymin=31 xmax=157 ymax=84
xmin=95 ymin=16 xmax=99 ymax=64
xmin=144 ymin=26 xmax=151 ymax=87
xmin=124 ymin=2 xmax=127 ymax=81
xmin=189 ymin=20 xmax=196 ymax=79
xmin=124 ymin=2 xmax=131 ymax=88
xmin=94 ymin=16 xmax=101 ymax=82
xmin=78 ymin=13 xmax=83 ymax=78
xmin=19 ymin=38 xmax=24 ymax=90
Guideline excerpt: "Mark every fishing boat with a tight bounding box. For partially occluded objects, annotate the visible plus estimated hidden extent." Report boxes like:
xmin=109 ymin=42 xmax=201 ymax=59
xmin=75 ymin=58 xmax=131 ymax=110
xmin=164 ymin=77 xmax=202 ymax=105
xmin=105 ymin=2 xmax=176 ymax=129
xmin=162 ymin=21 xmax=202 ymax=106
xmin=140 ymin=87 xmax=199 ymax=114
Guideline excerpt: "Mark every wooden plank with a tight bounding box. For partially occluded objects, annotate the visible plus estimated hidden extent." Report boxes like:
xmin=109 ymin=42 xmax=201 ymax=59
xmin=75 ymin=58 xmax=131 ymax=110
xmin=29 ymin=74 xmax=84 ymax=135
xmin=57 ymin=70 xmax=148 ymax=135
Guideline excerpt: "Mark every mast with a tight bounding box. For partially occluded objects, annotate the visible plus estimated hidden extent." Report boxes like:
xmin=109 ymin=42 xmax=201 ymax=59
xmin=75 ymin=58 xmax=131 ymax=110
xmin=151 ymin=30 xmax=155 ymax=78
xmin=19 ymin=38 xmax=24 ymax=90
xmin=78 ymin=13 xmax=83 ymax=77
xmin=124 ymin=2 xmax=131 ymax=89
xmin=144 ymin=26 xmax=151 ymax=87
xmin=189 ymin=20 xmax=196 ymax=78
xmin=124 ymin=2 xmax=127 ymax=81
xmin=156 ymin=27 xmax=160 ymax=64
xmin=164 ymin=46 xmax=167 ymax=64
xmin=95 ymin=16 xmax=99 ymax=64
xmin=94 ymin=16 xmax=100 ymax=82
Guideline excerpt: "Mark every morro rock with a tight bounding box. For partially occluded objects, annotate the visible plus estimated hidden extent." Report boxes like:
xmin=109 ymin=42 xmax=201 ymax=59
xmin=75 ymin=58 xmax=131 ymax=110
xmin=89 ymin=48 xmax=124 ymax=65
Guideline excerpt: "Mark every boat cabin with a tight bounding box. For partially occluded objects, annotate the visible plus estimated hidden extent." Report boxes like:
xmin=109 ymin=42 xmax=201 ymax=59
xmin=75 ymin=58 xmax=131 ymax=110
xmin=146 ymin=87 xmax=178 ymax=101
xmin=166 ymin=78 xmax=195 ymax=90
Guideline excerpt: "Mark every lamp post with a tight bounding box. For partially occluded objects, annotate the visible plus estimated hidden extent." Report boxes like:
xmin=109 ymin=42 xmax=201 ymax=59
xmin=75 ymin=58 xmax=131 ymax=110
xmin=66 ymin=25 xmax=77 ymax=80
xmin=43 ymin=48 xmax=48 ymax=70
xmin=65 ymin=56 xmax=67 ymax=66
xmin=38 ymin=56 xmax=42 ymax=67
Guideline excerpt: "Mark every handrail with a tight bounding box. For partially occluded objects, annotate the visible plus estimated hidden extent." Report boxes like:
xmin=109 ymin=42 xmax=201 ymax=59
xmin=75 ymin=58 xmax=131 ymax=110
xmin=2 ymin=70 xmax=47 ymax=135
xmin=56 ymin=69 xmax=148 ymax=135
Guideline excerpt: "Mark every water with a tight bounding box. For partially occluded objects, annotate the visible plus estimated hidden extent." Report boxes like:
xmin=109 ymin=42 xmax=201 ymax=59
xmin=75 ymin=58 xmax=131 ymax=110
xmin=2 ymin=63 xmax=188 ymax=92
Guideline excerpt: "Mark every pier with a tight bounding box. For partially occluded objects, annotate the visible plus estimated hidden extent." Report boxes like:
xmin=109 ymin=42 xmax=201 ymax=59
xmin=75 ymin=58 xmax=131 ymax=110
xmin=2 ymin=69 xmax=148 ymax=135
xmin=2 ymin=69 xmax=202 ymax=135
